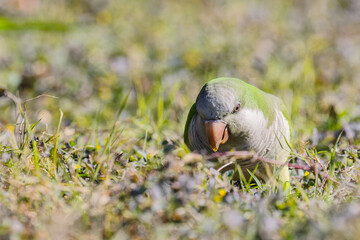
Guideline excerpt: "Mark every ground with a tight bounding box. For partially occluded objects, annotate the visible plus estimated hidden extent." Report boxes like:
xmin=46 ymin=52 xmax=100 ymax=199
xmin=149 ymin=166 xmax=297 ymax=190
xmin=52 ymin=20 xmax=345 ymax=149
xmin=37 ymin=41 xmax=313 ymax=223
xmin=0 ymin=0 xmax=360 ymax=239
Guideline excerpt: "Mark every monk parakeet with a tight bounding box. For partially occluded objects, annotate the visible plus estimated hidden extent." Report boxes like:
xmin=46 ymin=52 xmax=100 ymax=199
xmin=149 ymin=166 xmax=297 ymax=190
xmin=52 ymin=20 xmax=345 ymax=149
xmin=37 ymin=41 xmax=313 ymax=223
xmin=184 ymin=77 xmax=290 ymax=183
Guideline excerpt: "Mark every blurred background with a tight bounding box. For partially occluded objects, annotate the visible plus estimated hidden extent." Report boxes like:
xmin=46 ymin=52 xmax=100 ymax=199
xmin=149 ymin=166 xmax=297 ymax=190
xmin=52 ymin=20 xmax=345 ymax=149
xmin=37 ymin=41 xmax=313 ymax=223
xmin=0 ymin=0 xmax=359 ymax=146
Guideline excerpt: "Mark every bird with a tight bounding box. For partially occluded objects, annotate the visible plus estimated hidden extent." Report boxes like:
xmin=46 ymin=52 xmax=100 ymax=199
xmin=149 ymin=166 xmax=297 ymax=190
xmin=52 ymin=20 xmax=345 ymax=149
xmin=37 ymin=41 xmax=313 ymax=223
xmin=184 ymin=77 xmax=291 ymax=184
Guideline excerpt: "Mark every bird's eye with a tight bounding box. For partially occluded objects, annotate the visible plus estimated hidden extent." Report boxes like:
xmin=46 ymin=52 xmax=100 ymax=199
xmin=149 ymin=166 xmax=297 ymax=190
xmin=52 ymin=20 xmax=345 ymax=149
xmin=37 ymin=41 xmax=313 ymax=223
xmin=232 ymin=103 xmax=241 ymax=113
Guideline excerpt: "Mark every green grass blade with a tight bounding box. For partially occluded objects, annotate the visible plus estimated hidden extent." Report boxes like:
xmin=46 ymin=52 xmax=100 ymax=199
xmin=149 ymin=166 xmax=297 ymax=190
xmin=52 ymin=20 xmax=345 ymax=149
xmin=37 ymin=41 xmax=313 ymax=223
xmin=247 ymin=169 xmax=264 ymax=191
xmin=32 ymin=140 xmax=40 ymax=176
xmin=329 ymin=131 xmax=343 ymax=177
xmin=52 ymin=109 xmax=63 ymax=172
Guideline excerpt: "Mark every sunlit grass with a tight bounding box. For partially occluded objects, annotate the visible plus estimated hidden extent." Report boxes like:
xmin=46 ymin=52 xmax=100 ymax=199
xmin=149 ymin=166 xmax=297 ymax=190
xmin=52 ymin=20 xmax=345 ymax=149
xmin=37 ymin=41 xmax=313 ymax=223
xmin=0 ymin=0 xmax=360 ymax=239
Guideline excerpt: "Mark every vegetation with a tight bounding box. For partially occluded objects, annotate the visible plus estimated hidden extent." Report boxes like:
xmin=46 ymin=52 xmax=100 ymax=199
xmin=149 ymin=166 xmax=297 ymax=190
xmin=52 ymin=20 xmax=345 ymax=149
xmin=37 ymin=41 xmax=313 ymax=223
xmin=0 ymin=0 xmax=359 ymax=239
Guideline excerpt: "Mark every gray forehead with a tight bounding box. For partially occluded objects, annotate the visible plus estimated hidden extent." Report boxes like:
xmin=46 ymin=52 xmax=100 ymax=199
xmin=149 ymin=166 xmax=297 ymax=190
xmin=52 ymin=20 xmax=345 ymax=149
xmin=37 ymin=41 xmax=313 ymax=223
xmin=196 ymin=83 xmax=235 ymax=119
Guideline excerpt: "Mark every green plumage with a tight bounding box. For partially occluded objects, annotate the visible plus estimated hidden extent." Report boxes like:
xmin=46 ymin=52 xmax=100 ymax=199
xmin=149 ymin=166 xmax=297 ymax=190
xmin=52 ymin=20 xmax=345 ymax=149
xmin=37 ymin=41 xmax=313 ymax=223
xmin=184 ymin=103 xmax=196 ymax=147
xmin=184 ymin=77 xmax=291 ymax=184
xmin=184 ymin=77 xmax=289 ymax=143
xmin=205 ymin=78 xmax=285 ymax=124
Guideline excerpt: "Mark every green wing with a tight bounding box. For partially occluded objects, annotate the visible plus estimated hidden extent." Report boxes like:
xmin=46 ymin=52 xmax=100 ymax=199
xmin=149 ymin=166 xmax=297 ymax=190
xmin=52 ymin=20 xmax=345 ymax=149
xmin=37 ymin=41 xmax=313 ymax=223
xmin=184 ymin=103 xmax=197 ymax=147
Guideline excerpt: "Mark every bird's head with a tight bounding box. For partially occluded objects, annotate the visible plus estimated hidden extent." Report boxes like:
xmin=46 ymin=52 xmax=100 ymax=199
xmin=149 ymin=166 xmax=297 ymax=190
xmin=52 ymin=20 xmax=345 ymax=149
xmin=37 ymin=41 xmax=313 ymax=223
xmin=196 ymin=80 xmax=246 ymax=152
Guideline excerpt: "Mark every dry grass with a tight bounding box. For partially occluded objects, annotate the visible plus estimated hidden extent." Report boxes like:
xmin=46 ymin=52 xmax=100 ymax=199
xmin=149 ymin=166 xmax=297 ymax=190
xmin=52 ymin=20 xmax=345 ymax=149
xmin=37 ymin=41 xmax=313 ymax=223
xmin=0 ymin=0 xmax=360 ymax=239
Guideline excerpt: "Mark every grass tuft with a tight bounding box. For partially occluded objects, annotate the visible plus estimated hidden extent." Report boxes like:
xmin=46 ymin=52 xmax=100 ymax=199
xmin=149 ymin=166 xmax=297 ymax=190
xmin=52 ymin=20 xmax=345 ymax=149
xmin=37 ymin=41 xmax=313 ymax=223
xmin=0 ymin=1 xmax=360 ymax=239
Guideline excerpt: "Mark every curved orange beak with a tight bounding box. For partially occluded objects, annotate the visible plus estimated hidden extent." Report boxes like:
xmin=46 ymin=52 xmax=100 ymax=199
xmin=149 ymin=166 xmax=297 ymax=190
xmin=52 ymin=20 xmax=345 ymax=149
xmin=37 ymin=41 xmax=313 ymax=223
xmin=205 ymin=120 xmax=229 ymax=152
